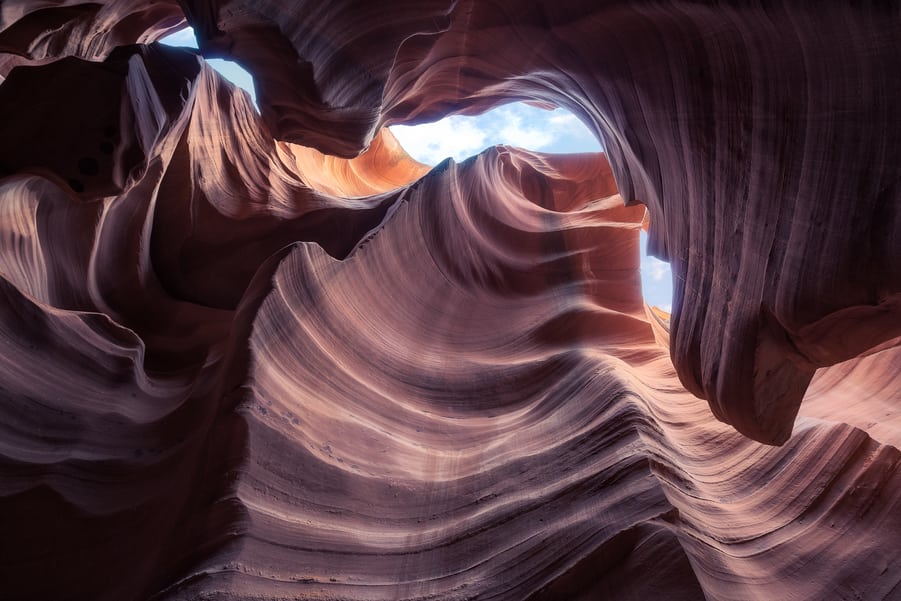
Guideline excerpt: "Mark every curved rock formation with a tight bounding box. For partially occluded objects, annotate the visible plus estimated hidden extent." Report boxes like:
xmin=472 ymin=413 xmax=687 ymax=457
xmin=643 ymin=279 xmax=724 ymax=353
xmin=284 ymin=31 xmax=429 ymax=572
xmin=0 ymin=2 xmax=899 ymax=600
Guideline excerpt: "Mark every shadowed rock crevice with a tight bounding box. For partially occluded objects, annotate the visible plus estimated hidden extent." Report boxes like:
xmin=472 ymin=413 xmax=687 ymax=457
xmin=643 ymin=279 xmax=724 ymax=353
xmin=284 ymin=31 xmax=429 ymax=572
xmin=0 ymin=2 xmax=899 ymax=600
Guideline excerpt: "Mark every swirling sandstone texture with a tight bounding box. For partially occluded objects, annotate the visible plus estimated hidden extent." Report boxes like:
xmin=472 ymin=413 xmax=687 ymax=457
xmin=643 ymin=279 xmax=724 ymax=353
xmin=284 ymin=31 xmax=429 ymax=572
xmin=1 ymin=2 xmax=899 ymax=600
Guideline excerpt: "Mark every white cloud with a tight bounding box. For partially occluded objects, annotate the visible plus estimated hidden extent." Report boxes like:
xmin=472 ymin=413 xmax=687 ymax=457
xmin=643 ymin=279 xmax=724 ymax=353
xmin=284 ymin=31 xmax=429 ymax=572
xmin=389 ymin=103 xmax=600 ymax=165
xmin=548 ymin=112 xmax=580 ymax=127
xmin=494 ymin=106 xmax=555 ymax=150
xmin=638 ymin=230 xmax=674 ymax=310
xmin=158 ymin=32 xmax=601 ymax=161
xmin=390 ymin=117 xmax=489 ymax=164
xmin=643 ymin=257 xmax=671 ymax=282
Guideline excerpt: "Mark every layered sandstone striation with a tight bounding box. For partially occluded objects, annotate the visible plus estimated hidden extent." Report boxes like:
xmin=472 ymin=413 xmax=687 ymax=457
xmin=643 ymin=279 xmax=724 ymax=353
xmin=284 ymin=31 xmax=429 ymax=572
xmin=0 ymin=2 xmax=899 ymax=600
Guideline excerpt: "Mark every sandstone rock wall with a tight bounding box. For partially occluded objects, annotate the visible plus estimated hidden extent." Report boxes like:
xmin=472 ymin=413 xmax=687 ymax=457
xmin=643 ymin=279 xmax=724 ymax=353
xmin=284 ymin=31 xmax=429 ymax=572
xmin=0 ymin=2 xmax=898 ymax=599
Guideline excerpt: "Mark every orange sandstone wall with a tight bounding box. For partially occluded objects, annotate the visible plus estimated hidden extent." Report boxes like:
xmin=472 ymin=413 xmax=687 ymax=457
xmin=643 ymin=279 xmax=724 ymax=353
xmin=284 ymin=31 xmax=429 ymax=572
xmin=0 ymin=3 xmax=899 ymax=600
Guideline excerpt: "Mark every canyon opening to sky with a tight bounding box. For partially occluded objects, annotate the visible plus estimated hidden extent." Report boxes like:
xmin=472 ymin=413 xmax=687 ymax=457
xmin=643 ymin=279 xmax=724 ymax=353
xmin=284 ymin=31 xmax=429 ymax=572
xmin=160 ymin=28 xmax=675 ymax=313
xmin=1 ymin=4 xmax=899 ymax=601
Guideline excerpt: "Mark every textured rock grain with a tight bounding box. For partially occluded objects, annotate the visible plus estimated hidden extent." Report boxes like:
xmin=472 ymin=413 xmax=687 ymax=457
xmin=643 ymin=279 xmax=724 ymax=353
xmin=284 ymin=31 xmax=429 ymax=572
xmin=0 ymin=2 xmax=899 ymax=600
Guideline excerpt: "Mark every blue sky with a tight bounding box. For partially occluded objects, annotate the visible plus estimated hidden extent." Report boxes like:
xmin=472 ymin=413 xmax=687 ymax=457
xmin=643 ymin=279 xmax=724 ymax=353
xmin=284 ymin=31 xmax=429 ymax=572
xmin=389 ymin=105 xmax=600 ymax=164
xmin=639 ymin=231 xmax=672 ymax=312
xmin=159 ymin=28 xmax=672 ymax=311
xmin=158 ymin=28 xmax=257 ymax=106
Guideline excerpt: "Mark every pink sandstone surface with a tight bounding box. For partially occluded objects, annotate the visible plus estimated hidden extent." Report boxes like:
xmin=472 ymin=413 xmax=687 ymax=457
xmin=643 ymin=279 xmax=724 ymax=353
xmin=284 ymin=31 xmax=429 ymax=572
xmin=0 ymin=2 xmax=899 ymax=600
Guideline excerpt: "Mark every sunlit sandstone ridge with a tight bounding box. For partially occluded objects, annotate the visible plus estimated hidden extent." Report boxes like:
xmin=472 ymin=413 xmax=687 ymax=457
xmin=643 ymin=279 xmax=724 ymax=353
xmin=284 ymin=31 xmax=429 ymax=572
xmin=0 ymin=2 xmax=899 ymax=600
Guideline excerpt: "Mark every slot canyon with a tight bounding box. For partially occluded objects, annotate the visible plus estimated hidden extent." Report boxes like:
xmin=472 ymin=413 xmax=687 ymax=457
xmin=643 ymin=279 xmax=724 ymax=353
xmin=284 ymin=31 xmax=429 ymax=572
xmin=0 ymin=1 xmax=899 ymax=600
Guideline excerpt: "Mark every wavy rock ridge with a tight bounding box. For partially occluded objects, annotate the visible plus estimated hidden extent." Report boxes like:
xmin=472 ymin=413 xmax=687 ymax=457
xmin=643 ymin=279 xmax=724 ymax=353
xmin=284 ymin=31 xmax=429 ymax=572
xmin=0 ymin=2 xmax=899 ymax=600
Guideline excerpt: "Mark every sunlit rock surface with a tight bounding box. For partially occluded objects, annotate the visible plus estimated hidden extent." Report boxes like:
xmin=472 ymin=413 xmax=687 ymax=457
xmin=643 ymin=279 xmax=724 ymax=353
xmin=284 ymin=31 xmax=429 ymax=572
xmin=0 ymin=2 xmax=899 ymax=600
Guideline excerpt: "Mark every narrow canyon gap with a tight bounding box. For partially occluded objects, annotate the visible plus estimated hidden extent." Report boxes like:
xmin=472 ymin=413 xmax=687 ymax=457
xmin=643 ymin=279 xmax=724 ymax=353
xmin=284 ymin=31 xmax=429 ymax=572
xmin=0 ymin=2 xmax=899 ymax=601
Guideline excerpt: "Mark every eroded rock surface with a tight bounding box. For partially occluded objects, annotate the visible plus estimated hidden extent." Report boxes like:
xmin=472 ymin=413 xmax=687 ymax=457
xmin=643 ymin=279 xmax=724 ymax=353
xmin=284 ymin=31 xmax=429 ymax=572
xmin=0 ymin=2 xmax=899 ymax=600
